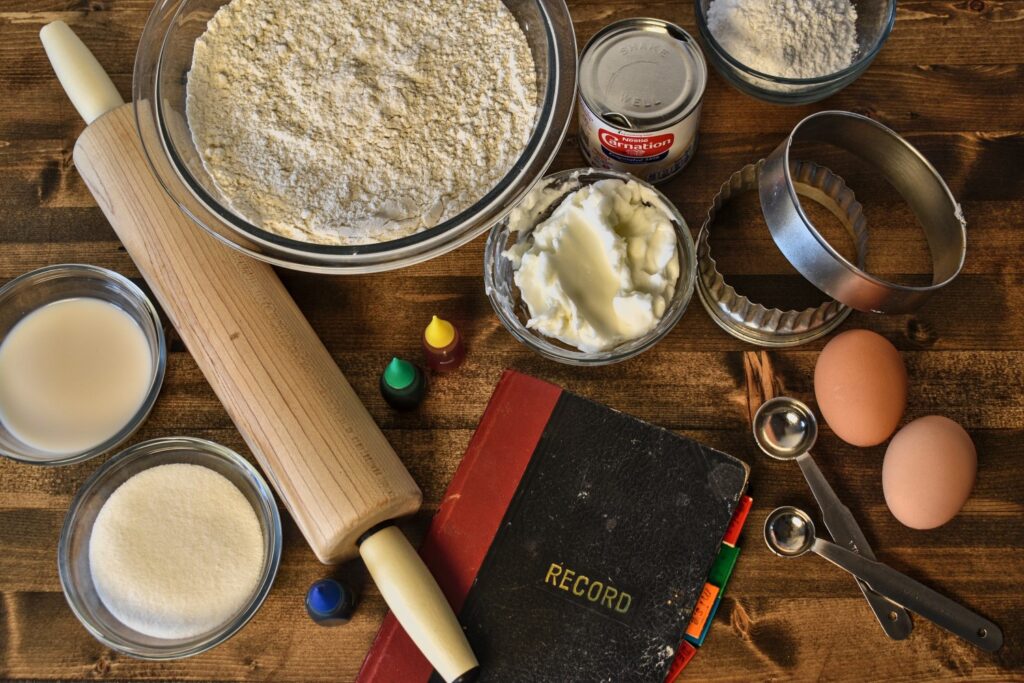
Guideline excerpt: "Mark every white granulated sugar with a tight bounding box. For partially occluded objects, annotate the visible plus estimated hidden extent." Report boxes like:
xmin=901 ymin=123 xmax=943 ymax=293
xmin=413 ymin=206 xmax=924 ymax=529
xmin=186 ymin=0 xmax=538 ymax=245
xmin=707 ymin=0 xmax=859 ymax=79
xmin=89 ymin=463 xmax=265 ymax=639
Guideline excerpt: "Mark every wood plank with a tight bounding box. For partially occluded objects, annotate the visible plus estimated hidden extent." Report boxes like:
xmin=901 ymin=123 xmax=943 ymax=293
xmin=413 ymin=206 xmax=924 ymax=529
xmin=4 ymin=590 xmax=1022 ymax=681
xmin=2 ymin=421 xmax=1020 ymax=505
xmin=7 ymin=128 xmax=1018 ymax=213
xmin=0 ymin=196 xmax=1022 ymax=279
xmin=7 ymin=62 xmax=1024 ymax=143
xmin=0 ymin=346 xmax=1002 ymax=433
xmin=3 ymin=0 xmax=1023 ymax=74
xmin=565 ymin=0 xmax=1024 ymax=66
xmin=6 ymin=443 xmax=1021 ymax=558
xmin=700 ymin=64 xmax=1024 ymax=133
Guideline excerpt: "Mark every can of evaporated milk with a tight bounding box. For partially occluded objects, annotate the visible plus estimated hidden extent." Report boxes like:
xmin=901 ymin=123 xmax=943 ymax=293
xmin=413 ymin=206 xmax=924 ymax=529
xmin=577 ymin=18 xmax=708 ymax=183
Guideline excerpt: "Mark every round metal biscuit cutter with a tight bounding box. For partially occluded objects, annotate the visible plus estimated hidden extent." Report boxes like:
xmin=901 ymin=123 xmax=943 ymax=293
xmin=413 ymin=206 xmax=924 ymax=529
xmin=760 ymin=111 xmax=967 ymax=314
xmin=696 ymin=160 xmax=869 ymax=347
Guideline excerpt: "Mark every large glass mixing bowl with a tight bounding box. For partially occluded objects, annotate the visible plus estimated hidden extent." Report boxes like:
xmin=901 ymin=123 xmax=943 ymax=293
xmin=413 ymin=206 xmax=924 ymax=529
xmin=134 ymin=0 xmax=577 ymax=273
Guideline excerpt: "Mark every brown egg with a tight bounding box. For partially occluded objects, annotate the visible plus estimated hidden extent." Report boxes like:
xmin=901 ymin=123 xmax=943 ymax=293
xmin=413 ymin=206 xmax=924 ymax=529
xmin=814 ymin=330 xmax=907 ymax=446
xmin=882 ymin=416 xmax=977 ymax=529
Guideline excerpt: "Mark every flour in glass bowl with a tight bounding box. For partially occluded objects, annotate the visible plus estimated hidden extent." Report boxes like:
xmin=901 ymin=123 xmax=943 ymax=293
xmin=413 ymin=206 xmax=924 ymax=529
xmin=186 ymin=0 xmax=538 ymax=245
xmin=707 ymin=0 xmax=859 ymax=79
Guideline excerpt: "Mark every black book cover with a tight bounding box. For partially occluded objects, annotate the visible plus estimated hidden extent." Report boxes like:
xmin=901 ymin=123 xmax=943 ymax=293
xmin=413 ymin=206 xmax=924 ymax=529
xmin=433 ymin=391 xmax=749 ymax=682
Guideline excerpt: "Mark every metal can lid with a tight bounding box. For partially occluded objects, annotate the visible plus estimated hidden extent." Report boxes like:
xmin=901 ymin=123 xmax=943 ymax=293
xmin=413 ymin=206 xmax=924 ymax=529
xmin=579 ymin=18 xmax=707 ymax=130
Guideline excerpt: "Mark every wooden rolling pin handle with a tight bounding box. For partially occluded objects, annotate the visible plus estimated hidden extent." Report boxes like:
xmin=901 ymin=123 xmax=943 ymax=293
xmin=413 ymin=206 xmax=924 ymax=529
xmin=39 ymin=21 xmax=124 ymax=124
xmin=359 ymin=525 xmax=480 ymax=683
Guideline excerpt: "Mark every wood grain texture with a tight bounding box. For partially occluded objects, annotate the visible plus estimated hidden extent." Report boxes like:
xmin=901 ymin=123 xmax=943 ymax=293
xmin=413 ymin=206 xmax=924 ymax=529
xmin=1 ymin=0 xmax=1023 ymax=681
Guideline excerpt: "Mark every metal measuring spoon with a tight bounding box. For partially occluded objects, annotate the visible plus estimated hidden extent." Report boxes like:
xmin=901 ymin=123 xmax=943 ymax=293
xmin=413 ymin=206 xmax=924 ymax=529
xmin=753 ymin=397 xmax=913 ymax=639
xmin=764 ymin=507 xmax=1003 ymax=652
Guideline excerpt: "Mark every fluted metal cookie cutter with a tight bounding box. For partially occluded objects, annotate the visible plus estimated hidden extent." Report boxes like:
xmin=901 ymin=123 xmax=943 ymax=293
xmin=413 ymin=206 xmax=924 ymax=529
xmin=760 ymin=111 xmax=966 ymax=314
xmin=696 ymin=160 xmax=869 ymax=347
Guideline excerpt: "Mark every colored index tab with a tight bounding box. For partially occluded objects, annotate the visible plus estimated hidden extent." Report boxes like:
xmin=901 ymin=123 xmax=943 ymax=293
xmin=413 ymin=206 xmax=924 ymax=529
xmin=723 ymin=495 xmax=753 ymax=547
xmin=664 ymin=640 xmax=698 ymax=682
xmin=708 ymin=544 xmax=741 ymax=591
xmin=694 ymin=590 xmax=725 ymax=646
xmin=684 ymin=582 xmax=720 ymax=641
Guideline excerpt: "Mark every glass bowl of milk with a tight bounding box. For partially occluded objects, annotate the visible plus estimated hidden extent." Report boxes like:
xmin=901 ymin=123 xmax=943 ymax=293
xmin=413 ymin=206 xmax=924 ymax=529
xmin=58 ymin=437 xmax=282 ymax=659
xmin=0 ymin=264 xmax=166 ymax=465
xmin=485 ymin=168 xmax=697 ymax=365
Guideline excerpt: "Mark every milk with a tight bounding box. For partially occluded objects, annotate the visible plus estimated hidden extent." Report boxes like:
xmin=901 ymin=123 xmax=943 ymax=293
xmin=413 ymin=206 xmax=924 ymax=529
xmin=0 ymin=298 xmax=153 ymax=454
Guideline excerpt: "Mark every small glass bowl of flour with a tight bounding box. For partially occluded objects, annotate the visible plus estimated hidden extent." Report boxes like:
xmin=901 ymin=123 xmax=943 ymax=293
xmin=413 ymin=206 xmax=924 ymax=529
xmin=58 ymin=437 xmax=282 ymax=659
xmin=694 ymin=0 xmax=896 ymax=103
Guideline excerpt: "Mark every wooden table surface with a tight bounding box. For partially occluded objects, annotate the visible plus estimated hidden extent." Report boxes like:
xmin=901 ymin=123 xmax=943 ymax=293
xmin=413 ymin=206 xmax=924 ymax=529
xmin=2 ymin=1 xmax=1022 ymax=681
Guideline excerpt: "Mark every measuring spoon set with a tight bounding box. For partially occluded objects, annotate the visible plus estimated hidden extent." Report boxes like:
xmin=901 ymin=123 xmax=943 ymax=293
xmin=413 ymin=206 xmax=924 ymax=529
xmin=752 ymin=397 xmax=1002 ymax=652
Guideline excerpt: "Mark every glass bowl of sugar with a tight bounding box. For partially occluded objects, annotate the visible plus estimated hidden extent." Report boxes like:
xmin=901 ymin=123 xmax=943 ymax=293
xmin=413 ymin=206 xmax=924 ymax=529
xmin=694 ymin=0 xmax=896 ymax=104
xmin=58 ymin=437 xmax=282 ymax=660
xmin=0 ymin=265 xmax=166 ymax=466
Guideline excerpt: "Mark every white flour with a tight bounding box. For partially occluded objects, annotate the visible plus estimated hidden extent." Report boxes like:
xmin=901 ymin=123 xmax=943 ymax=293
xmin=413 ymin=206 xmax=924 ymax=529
xmin=707 ymin=0 xmax=859 ymax=79
xmin=89 ymin=464 xmax=265 ymax=639
xmin=186 ymin=0 xmax=537 ymax=245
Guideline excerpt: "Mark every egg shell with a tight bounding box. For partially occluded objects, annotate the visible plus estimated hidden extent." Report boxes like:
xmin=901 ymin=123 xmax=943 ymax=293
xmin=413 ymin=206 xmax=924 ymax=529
xmin=882 ymin=416 xmax=977 ymax=530
xmin=814 ymin=329 xmax=907 ymax=447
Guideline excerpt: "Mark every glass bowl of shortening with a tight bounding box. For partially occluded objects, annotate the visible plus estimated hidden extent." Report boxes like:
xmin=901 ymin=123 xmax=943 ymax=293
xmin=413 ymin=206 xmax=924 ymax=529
xmin=485 ymin=168 xmax=697 ymax=366
xmin=58 ymin=438 xmax=282 ymax=659
xmin=134 ymin=0 xmax=577 ymax=273
xmin=695 ymin=0 xmax=896 ymax=104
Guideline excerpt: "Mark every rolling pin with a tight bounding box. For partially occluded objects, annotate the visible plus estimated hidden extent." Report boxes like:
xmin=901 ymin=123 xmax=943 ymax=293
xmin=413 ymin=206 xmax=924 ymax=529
xmin=41 ymin=21 xmax=478 ymax=682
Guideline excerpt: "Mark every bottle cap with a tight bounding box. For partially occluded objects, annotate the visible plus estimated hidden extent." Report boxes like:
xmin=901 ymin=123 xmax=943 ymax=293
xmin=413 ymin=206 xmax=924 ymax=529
xmin=305 ymin=577 xmax=357 ymax=625
xmin=383 ymin=357 xmax=416 ymax=390
xmin=424 ymin=315 xmax=456 ymax=349
xmin=307 ymin=579 xmax=345 ymax=616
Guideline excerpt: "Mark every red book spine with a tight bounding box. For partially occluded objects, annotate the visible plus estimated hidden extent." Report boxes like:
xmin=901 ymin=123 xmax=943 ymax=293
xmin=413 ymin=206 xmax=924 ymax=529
xmin=356 ymin=370 xmax=563 ymax=682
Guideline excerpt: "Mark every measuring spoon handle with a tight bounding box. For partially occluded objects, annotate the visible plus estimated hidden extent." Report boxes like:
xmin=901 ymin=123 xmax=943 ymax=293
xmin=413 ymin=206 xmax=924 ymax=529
xmin=812 ymin=538 xmax=1002 ymax=652
xmin=797 ymin=453 xmax=885 ymax=559
xmin=796 ymin=454 xmax=913 ymax=639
